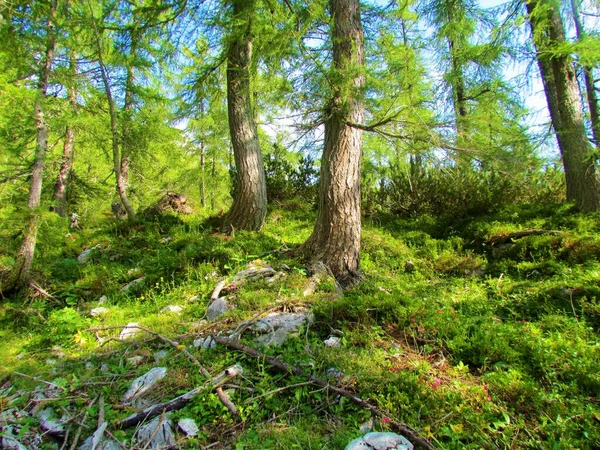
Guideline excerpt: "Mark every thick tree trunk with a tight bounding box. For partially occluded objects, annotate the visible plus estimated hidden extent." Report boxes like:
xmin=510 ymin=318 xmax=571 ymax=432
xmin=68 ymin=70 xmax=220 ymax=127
xmin=300 ymin=0 xmax=365 ymax=287
xmin=52 ymin=53 xmax=77 ymax=217
xmin=570 ymin=0 xmax=600 ymax=147
xmin=526 ymin=0 xmax=600 ymax=211
xmin=222 ymin=0 xmax=267 ymax=232
xmin=3 ymin=0 xmax=57 ymax=293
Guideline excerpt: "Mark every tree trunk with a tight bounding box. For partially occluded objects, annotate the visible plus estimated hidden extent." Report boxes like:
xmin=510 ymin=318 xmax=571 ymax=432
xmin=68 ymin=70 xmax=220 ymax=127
xmin=222 ymin=0 xmax=267 ymax=232
xmin=3 ymin=0 xmax=57 ymax=293
xmin=449 ymin=37 xmax=469 ymax=168
xmin=526 ymin=0 xmax=600 ymax=211
xmin=300 ymin=0 xmax=365 ymax=287
xmin=88 ymin=2 xmax=135 ymax=222
xmin=52 ymin=52 xmax=77 ymax=217
xmin=200 ymin=100 xmax=206 ymax=208
xmin=570 ymin=0 xmax=600 ymax=147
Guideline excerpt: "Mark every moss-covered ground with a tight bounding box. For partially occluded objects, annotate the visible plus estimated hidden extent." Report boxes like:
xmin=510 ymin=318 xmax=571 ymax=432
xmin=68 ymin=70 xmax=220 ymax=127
xmin=1 ymin=201 xmax=599 ymax=449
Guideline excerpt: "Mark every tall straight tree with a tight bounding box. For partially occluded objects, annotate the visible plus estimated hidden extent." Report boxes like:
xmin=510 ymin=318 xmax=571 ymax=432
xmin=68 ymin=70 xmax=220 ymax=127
xmin=52 ymin=52 xmax=77 ymax=217
xmin=3 ymin=0 xmax=58 ymax=293
xmin=301 ymin=0 xmax=365 ymax=286
xmin=222 ymin=0 xmax=267 ymax=232
xmin=526 ymin=0 xmax=600 ymax=211
xmin=569 ymin=0 xmax=600 ymax=147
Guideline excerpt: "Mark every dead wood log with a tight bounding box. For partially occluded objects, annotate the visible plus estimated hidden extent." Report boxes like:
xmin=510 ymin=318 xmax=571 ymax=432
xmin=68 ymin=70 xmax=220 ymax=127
xmin=211 ymin=336 xmax=435 ymax=450
xmin=116 ymin=365 xmax=242 ymax=429
xmin=486 ymin=229 xmax=562 ymax=247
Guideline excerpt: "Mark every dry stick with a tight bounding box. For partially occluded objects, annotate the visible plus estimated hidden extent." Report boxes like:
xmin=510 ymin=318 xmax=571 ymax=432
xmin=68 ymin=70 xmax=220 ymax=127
xmin=486 ymin=229 xmax=561 ymax=247
xmin=13 ymin=371 xmax=67 ymax=391
xmin=211 ymin=280 xmax=227 ymax=300
xmin=116 ymin=365 xmax=243 ymax=429
xmin=212 ymin=336 xmax=436 ymax=450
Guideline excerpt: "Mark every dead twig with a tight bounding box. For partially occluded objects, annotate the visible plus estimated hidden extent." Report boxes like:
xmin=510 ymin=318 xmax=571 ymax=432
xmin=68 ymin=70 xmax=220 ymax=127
xmin=212 ymin=336 xmax=435 ymax=450
xmin=13 ymin=371 xmax=67 ymax=392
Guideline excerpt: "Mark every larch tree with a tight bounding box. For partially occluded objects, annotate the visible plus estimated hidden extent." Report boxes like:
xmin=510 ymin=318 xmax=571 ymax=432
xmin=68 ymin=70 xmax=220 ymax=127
xmin=300 ymin=0 xmax=365 ymax=286
xmin=2 ymin=0 xmax=59 ymax=293
xmin=221 ymin=0 xmax=267 ymax=232
xmin=525 ymin=0 xmax=600 ymax=211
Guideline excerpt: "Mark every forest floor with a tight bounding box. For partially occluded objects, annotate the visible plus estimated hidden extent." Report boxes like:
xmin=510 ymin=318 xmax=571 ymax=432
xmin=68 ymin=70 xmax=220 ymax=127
xmin=1 ymin=200 xmax=599 ymax=449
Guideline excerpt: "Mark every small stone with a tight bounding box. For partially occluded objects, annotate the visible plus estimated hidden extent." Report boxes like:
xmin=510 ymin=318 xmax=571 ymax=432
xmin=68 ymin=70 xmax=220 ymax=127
xmin=188 ymin=295 xmax=199 ymax=302
xmin=123 ymin=367 xmax=168 ymax=404
xmin=160 ymin=305 xmax=183 ymax=314
xmin=136 ymin=416 xmax=175 ymax=449
xmin=78 ymin=245 xmax=100 ymax=264
xmin=160 ymin=236 xmax=172 ymax=244
xmin=1 ymin=425 xmax=28 ymax=450
xmin=178 ymin=418 xmax=199 ymax=437
xmin=206 ymin=298 xmax=229 ymax=321
xmin=359 ymin=417 xmax=374 ymax=434
xmin=345 ymin=432 xmax=413 ymax=450
xmin=404 ymin=260 xmax=415 ymax=273
xmin=38 ymin=408 xmax=65 ymax=437
xmin=326 ymin=368 xmax=344 ymax=379
xmin=127 ymin=267 xmax=143 ymax=278
xmin=90 ymin=307 xmax=108 ymax=317
xmin=121 ymin=277 xmax=145 ymax=293
xmin=193 ymin=336 xmax=216 ymax=349
xmin=97 ymin=295 xmax=108 ymax=304
xmin=100 ymin=363 xmax=109 ymax=372
xmin=324 ymin=336 xmax=341 ymax=347
xmin=154 ymin=350 xmax=169 ymax=363
xmin=126 ymin=356 xmax=145 ymax=366
xmin=119 ymin=322 xmax=141 ymax=340
xmin=85 ymin=361 xmax=94 ymax=370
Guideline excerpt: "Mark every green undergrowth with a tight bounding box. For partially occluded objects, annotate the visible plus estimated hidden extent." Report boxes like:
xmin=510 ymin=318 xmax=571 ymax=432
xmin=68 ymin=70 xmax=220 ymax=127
xmin=1 ymin=201 xmax=600 ymax=449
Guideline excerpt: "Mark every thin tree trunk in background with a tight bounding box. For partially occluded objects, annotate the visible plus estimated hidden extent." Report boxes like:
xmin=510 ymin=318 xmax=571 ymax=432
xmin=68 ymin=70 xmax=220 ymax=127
xmin=526 ymin=0 xmax=600 ymax=211
xmin=120 ymin=25 xmax=137 ymax=198
xmin=449 ymin=37 xmax=469 ymax=168
xmin=222 ymin=0 xmax=267 ymax=232
xmin=210 ymin=150 xmax=216 ymax=212
xmin=3 ymin=0 xmax=58 ymax=294
xmin=88 ymin=0 xmax=135 ymax=222
xmin=200 ymin=100 xmax=206 ymax=208
xmin=53 ymin=52 xmax=78 ymax=217
xmin=570 ymin=0 xmax=600 ymax=147
xmin=300 ymin=0 xmax=365 ymax=287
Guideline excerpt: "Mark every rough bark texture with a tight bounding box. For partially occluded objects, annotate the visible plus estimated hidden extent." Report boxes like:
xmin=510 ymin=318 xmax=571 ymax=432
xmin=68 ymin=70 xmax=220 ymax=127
xmin=570 ymin=0 xmax=600 ymax=147
xmin=52 ymin=53 xmax=77 ymax=217
xmin=3 ymin=0 xmax=58 ymax=293
xmin=526 ymin=0 xmax=600 ymax=211
xmin=222 ymin=0 xmax=267 ymax=232
xmin=300 ymin=0 xmax=364 ymax=287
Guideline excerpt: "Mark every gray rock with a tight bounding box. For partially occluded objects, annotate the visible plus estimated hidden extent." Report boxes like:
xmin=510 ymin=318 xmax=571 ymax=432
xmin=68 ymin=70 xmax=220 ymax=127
xmin=119 ymin=322 xmax=141 ymax=340
xmin=90 ymin=307 xmax=108 ymax=317
xmin=0 ymin=426 xmax=27 ymax=450
xmin=345 ymin=432 xmax=413 ymax=450
xmin=100 ymin=363 xmax=109 ymax=372
xmin=266 ymin=272 xmax=287 ymax=284
xmin=193 ymin=336 xmax=216 ymax=349
xmin=326 ymin=368 xmax=344 ymax=379
xmin=233 ymin=266 xmax=276 ymax=282
xmin=324 ymin=336 xmax=341 ymax=347
xmin=250 ymin=312 xmax=312 ymax=334
xmin=178 ymin=418 xmax=199 ymax=437
xmin=79 ymin=435 xmax=122 ymax=450
xmin=78 ymin=245 xmax=100 ymax=264
xmin=98 ymin=295 xmax=108 ymax=304
xmin=160 ymin=305 xmax=183 ymax=315
xmin=123 ymin=367 xmax=167 ymax=404
xmin=255 ymin=327 xmax=293 ymax=347
xmin=206 ymin=298 xmax=229 ymax=321
xmin=121 ymin=277 xmax=145 ymax=293
xmin=38 ymin=408 xmax=65 ymax=437
xmin=136 ymin=416 xmax=175 ymax=449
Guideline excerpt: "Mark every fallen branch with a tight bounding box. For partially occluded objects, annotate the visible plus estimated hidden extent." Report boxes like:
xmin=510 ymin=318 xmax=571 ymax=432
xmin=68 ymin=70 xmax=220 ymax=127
xmin=212 ymin=337 xmax=435 ymax=450
xmin=211 ymin=280 xmax=226 ymax=301
xmin=116 ymin=365 xmax=242 ymax=429
xmin=13 ymin=371 xmax=67 ymax=392
xmin=486 ymin=229 xmax=562 ymax=247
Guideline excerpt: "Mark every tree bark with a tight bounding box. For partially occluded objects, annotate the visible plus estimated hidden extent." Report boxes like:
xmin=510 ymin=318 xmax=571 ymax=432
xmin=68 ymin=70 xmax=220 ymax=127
xmin=222 ymin=0 xmax=267 ymax=232
xmin=88 ymin=0 xmax=135 ymax=222
xmin=526 ymin=0 xmax=600 ymax=211
xmin=3 ymin=0 xmax=58 ymax=293
xmin=300 ymin=0 xmax=365 ymax=287
xmin=569 ymin=0 xmax=600 ymax=147
xmin=52 ymin=52 xmax=77 ymax=217
xmin=200 ymin=100 xmax=206 ymax=208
